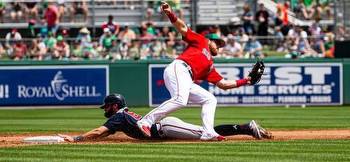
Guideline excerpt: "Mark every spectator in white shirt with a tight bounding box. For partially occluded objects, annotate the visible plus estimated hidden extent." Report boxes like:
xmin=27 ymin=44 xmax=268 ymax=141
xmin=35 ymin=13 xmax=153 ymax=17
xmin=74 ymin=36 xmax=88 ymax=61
xmin=222 ymin=34 xmax=243 ymax=58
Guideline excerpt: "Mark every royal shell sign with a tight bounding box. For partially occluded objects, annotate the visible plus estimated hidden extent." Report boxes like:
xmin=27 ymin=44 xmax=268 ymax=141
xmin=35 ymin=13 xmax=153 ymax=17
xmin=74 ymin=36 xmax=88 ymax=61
xmin=0 ymin=65 xmax=109 ymax=106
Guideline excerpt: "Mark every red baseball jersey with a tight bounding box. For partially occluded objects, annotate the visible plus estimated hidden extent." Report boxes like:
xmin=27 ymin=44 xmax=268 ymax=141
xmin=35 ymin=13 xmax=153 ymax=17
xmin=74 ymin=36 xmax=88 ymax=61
xmin=177 ymin=29 xmax=223 ymax=84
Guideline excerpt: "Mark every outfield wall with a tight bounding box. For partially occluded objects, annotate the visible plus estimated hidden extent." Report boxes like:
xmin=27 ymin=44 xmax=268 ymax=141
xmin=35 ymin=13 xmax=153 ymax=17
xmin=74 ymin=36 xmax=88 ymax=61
xmin=0 ymin=58 xmax=349 ymax=107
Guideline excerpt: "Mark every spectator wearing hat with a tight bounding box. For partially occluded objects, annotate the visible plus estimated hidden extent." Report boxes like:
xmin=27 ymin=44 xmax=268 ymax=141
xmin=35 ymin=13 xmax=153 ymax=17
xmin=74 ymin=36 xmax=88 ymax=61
xmin=244 ymin=36 xmax=263 ymax=58
xmin=99 ymin=28 xmax=116 ymax=52
xmin=101 ymin=15 xmax=120 ymax=35
xmin=222 ymin=34 xmax=243 ymax=58
xmin=5 ymin=29 xmax=22 ymax=55
xmin=77 ymin=27 xmax=91 ymax=47
xmin=11 ymin=40 xmax=27 ymax=60
xmin=44 ymin=32 xmax=57 ymax=54
xmin=77 ymin=27 xmax=96 ymax=59
xmin=53 ymin=35 xmax=70 ymax=60
xmin=5 ymin=29 xmax=22 ymax=45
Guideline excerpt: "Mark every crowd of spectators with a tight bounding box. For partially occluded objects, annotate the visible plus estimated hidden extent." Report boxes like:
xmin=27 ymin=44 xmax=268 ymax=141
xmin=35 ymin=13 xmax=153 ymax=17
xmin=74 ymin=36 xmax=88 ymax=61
xmin=0 ymin=0 xmax=348 ymax=61
xmin=221 ymin=0 xmax=339 ymax=59
xmin=0 ymin=15 xmax=187 ymax=61
xmin=0 ymin=1 xmax=88 ymax=23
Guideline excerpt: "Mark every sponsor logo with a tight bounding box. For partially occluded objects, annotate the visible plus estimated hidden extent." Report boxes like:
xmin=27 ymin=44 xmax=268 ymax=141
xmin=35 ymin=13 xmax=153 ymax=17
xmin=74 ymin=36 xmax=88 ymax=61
xmin=213 ymin=66 xmax=334 ymax=95
xmin=150 ymin=64 xmax=342 ymax=106
xmin=18 ymin=71 xmax=101 ymax=100
xmin=0 ymin=84 xmax=9 ymax=99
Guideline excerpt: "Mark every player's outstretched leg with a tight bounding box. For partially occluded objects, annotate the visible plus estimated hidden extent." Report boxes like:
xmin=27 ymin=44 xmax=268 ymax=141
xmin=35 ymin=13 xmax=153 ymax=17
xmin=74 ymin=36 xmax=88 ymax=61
xmin=158 ymin=116 xmax=225 ymax=141
xmin=214 ymin=120 xmax=272 ymax=139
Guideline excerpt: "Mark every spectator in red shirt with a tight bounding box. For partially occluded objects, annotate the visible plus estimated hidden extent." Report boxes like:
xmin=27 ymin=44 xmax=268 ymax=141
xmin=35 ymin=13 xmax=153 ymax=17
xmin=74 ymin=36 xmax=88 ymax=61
xmin=137 ymin=2 xmax=253 ymax=141
xmin=53 ymin=35 xmax=70 ymax=60
xmin=101 ymin=15 xmax=120 ymax=35
xmin=44 ymin=3 xmax=59 ymax=35
xmin=12 ymin=41 xmax=27 ymax=60
xmin=276 ymin=2 xmax=290 ymax=35
xmin=282 ymin=2 xmax=289 ymax=26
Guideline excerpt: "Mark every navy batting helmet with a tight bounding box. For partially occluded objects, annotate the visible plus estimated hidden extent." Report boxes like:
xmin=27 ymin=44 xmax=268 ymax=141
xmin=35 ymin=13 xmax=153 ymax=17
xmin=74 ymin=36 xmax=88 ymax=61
xmin=100 ymin=93 xmax=127 ymax=109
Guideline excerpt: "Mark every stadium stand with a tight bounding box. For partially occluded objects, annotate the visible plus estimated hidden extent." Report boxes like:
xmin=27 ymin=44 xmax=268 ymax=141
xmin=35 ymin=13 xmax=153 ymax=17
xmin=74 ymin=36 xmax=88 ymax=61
xmin=0 ymin=0 xmax=348 ymax=61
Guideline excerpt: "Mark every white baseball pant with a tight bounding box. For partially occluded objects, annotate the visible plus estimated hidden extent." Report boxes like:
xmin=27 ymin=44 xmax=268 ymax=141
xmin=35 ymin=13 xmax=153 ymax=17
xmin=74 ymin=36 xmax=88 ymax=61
xmin=141 ymin=59 xmax=219 ymax=138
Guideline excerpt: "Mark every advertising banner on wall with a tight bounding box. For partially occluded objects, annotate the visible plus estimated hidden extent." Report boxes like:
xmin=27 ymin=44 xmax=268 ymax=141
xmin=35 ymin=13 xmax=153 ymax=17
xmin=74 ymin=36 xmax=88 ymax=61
xmin=149 ymin=63 xmax=342 ymax=106
xmin=0 ymin=65 xmax=109 ymax=106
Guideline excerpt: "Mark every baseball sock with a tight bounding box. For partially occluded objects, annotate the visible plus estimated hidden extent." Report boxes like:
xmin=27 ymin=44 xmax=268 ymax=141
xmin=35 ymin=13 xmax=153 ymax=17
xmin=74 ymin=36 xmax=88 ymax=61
xmin=214 ymin=123 xmax=252 ymax=136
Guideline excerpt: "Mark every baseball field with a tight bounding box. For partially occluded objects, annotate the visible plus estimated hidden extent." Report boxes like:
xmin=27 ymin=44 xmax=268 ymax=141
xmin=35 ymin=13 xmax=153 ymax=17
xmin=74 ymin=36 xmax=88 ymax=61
xmin=0 ymin=106 xmax=350 ymax=162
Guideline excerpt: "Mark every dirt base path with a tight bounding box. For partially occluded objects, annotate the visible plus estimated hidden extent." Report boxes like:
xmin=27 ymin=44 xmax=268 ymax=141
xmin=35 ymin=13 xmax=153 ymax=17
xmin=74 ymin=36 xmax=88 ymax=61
xmin=1 ymin=129 xmax=350 ymax=148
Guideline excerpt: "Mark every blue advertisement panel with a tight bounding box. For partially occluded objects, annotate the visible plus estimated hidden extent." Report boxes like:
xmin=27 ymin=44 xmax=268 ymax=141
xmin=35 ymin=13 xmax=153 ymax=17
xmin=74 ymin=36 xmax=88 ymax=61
xmin=149 ymin=63 xmax=342 ymax=106
xmin=0 ymin=65 xmax=108 ymax=106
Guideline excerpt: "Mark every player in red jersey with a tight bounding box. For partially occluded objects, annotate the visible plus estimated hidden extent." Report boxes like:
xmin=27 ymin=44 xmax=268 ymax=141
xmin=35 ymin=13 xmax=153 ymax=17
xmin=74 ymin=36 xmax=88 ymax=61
xmin=137 ymin=1 xmax=252 ymax=141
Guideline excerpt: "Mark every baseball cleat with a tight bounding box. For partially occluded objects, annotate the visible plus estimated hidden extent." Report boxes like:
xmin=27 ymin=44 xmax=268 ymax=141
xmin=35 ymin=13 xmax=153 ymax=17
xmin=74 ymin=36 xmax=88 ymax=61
xmin=249 ymin=120 xmax=273 ymax=140
xmin=216 ymin=135 xmax=226 ymax=141
xmin=258 ymin=126 xmax=273 ymax=139
xmin=137 ymin=121 xmax=151 ymax=137
xmin=200 ymin=132 xmax=225 ymax=141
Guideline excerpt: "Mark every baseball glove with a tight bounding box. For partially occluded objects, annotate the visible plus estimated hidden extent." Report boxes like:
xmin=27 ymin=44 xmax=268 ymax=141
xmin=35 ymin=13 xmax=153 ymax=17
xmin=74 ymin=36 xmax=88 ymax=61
xmin=248 ymin=60 xmax=265 ymax=85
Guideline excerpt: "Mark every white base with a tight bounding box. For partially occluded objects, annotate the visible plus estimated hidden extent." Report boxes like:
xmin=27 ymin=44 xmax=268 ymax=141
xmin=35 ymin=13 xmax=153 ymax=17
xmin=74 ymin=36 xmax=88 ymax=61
xmin=23 ymin=136 xmax=65 ymax=144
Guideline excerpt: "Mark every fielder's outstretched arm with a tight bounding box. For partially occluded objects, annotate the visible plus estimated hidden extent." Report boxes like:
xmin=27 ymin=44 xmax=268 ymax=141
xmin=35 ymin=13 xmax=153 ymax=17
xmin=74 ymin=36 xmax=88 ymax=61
xmin=58 ymin=126 xmax=111 ymax=142
xmin=216 ymin=78 xmax=251 ymax=90
xmin=161 ymin=1 xmax=188 ymax=36
xmin=216 ymin=60 xmax=264 ymax=89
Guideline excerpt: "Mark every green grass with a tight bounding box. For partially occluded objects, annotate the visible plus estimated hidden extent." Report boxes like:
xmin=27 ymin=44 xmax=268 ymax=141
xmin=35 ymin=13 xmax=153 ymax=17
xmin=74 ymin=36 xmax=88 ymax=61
xmin=1 ymin=106 xmax=350 ymax=162
xmin=0 ymin=140 xmax=350 ymax=162
xmin=0 ymin=106 xmax=349 ymax=134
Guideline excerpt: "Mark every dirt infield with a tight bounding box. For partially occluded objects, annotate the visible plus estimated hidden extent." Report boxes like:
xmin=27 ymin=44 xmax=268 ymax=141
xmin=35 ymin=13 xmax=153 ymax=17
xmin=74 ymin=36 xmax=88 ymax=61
xmin=1 ymin=130 xmax=350 ymax=148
